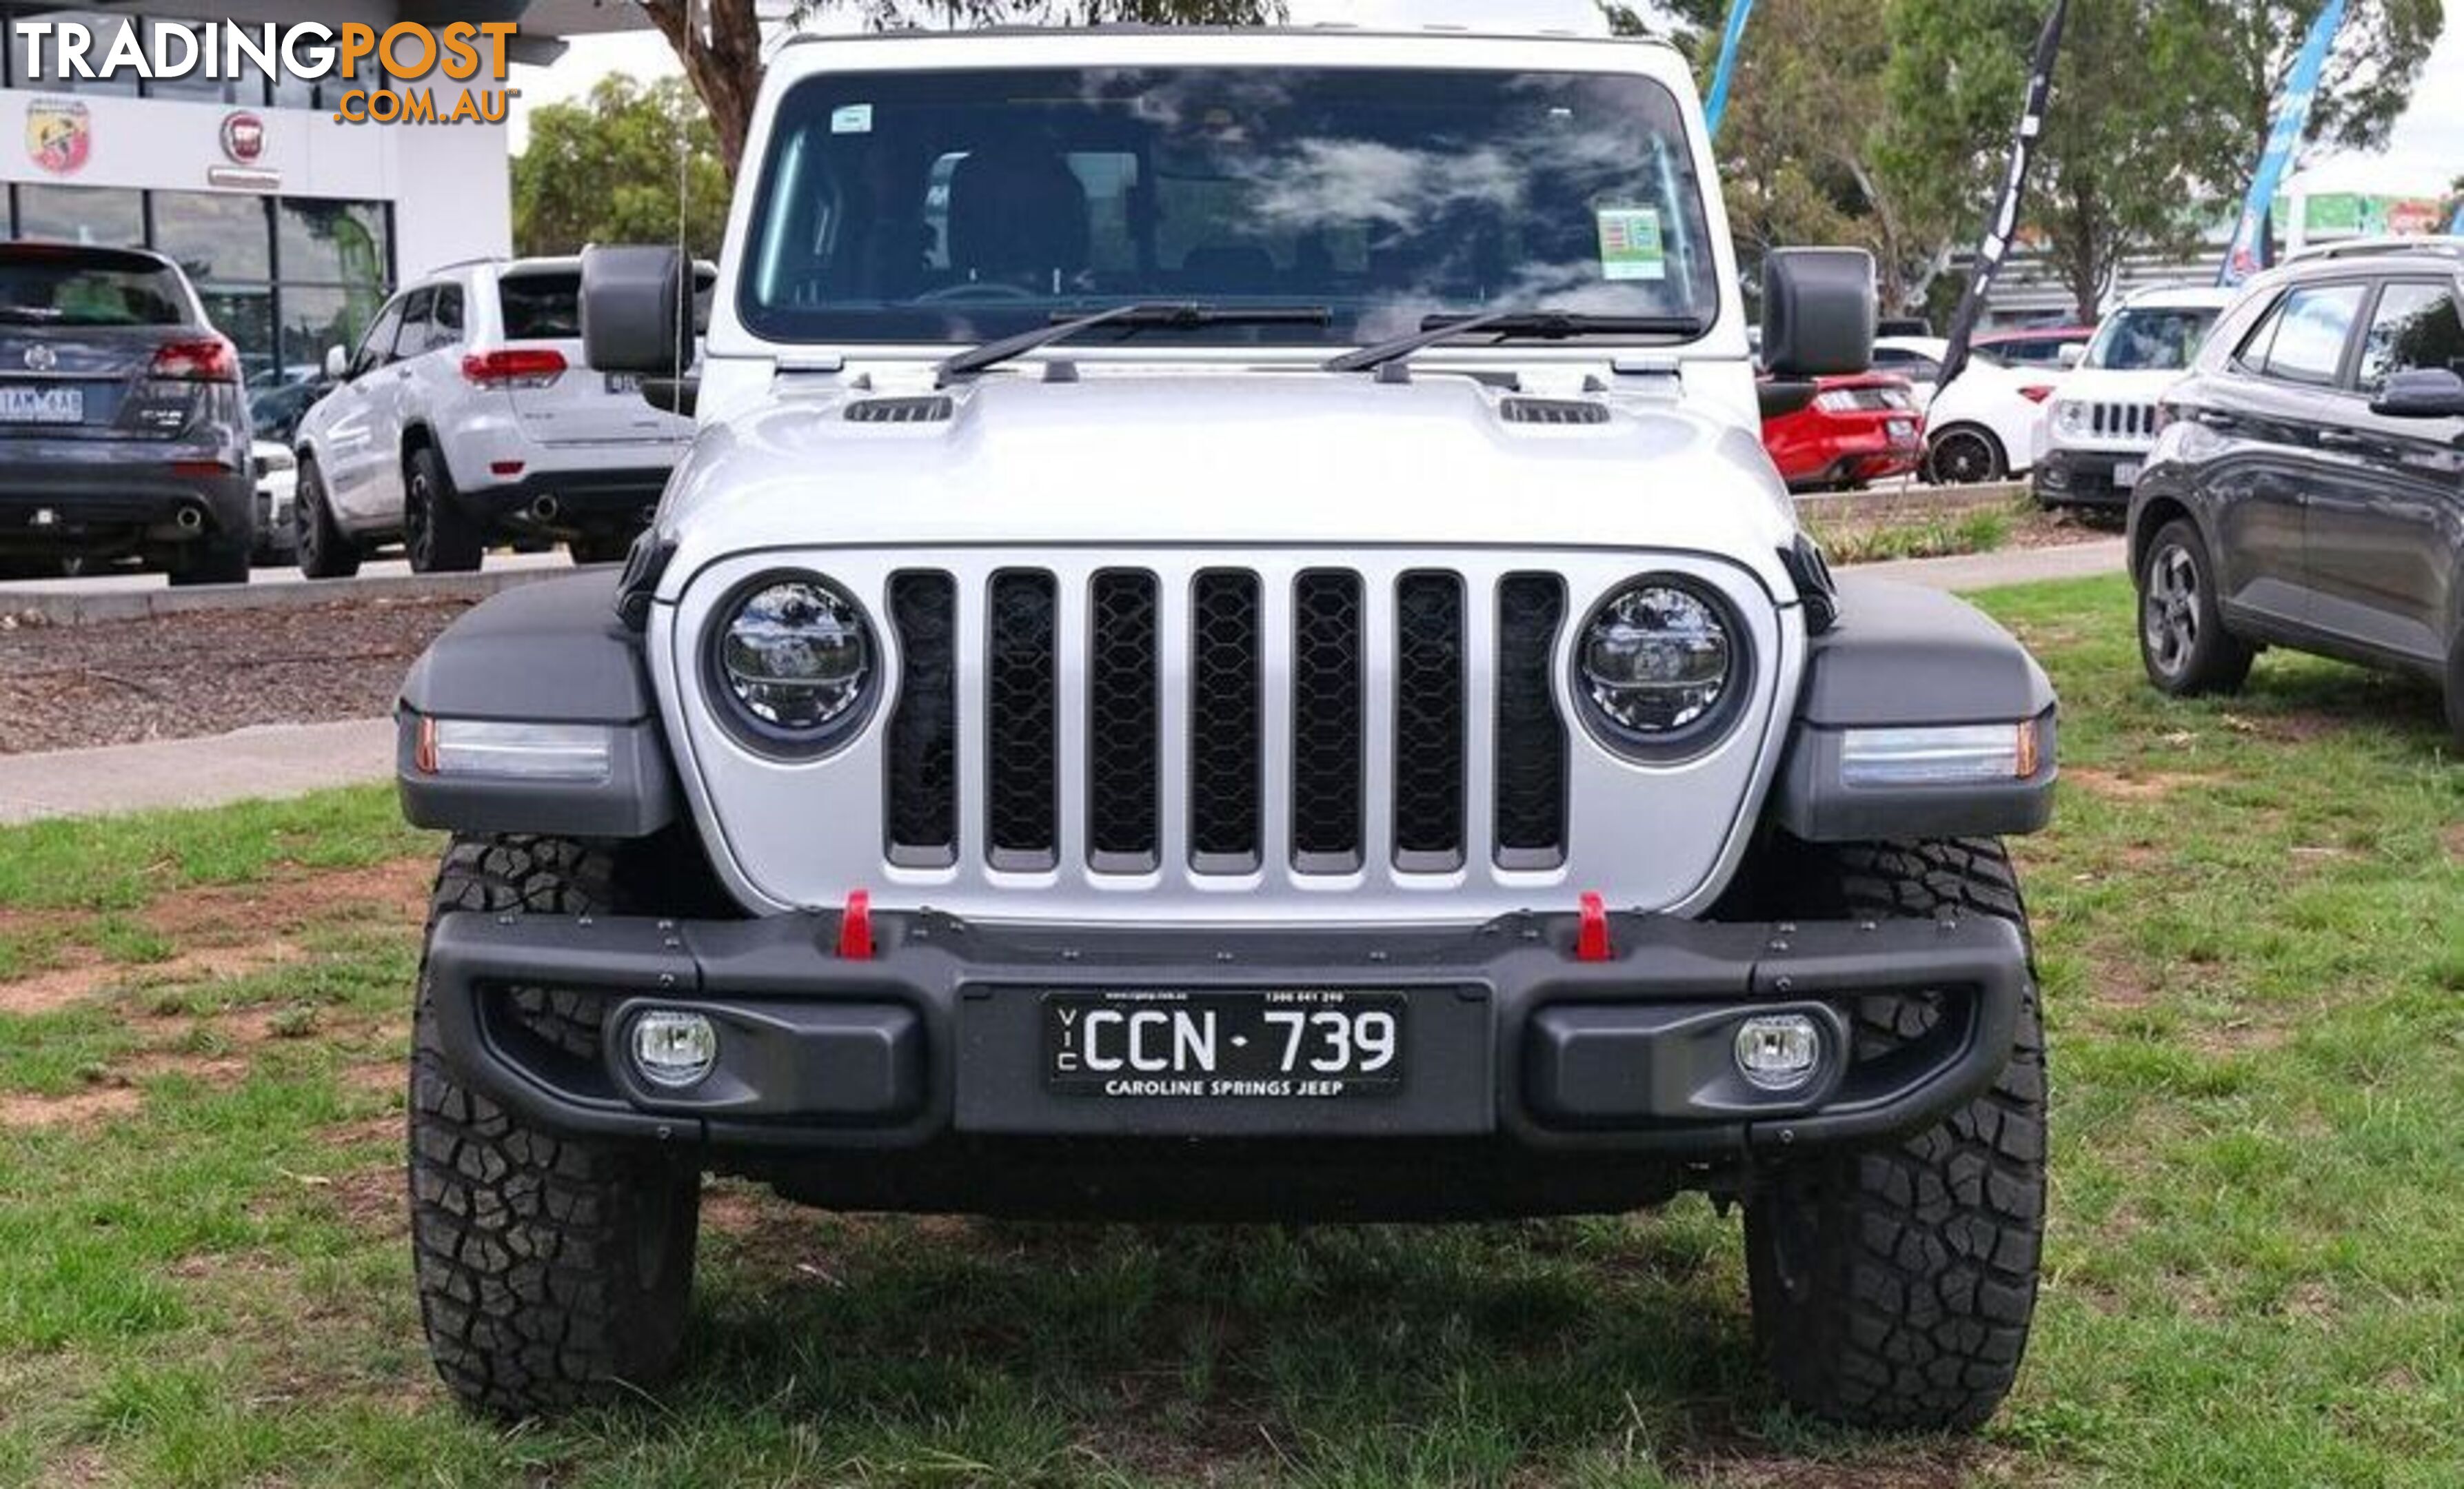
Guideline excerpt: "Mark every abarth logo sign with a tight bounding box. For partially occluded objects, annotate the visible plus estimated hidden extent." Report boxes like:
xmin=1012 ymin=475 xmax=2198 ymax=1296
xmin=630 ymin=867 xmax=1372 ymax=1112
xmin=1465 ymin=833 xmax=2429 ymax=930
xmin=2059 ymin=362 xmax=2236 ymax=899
xmin=25 ymin=99 xmax=89 ymax=175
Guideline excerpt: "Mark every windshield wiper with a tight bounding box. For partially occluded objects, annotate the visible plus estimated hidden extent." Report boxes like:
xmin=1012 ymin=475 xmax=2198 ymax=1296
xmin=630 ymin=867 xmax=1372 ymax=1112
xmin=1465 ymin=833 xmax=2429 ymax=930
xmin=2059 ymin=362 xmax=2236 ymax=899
xmin=936 ymin=301 xmax=1333 ymax=386
xmin=1324 ymin=310 xmax=1706 ymax=376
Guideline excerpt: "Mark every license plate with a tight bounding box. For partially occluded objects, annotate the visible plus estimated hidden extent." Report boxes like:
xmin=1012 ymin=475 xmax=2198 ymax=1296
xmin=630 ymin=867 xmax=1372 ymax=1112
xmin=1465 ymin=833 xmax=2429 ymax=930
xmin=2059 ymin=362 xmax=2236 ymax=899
xmin=0 ymin=386 xmax=83 ymax=424
xmin=604 ymin=373 xmax=643 ymax=396
xmin=2113 ymin=460 xmax=2141 ymax=488
xmin=1044 ymin=989 xmax=1406 ymax=1098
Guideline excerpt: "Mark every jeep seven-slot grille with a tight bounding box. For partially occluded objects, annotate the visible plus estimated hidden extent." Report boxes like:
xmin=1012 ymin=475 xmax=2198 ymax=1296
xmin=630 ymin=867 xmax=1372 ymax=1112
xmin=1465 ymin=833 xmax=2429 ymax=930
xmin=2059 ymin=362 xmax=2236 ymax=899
xmin=882 ymin=568 xmax=1569 ymax=875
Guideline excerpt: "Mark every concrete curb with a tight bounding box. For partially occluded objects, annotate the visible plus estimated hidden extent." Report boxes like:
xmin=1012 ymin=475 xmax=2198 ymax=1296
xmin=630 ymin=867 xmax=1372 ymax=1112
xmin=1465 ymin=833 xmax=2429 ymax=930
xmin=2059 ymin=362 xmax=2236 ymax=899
xmin=0 ymin=563 xmax=577 ymax=628
xmin=0 ymin=539 xmax=2126 ymax=826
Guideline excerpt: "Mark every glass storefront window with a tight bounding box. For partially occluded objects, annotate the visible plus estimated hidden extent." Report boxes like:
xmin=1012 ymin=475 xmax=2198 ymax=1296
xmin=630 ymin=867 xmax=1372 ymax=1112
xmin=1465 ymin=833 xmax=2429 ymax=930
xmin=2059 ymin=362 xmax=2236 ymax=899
xmin=279 ymin=199 xmax=390 ymax=287
xmin=281 ymin=283 xmax=383 ymax=382
xmin=152 ymin=190 xmax=272 ymax=283
xmin=8 ymin=10 xmax=142 ymax=96
xmin=13 ymin=183 xmax=145 ymax=246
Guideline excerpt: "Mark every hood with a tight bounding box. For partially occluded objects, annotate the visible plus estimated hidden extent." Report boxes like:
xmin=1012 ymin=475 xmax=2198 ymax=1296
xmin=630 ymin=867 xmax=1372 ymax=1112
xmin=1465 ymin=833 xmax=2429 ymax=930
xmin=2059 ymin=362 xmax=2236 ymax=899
xmin=654 ymin=372 xmax=1799 ymax=597
xmin=2056 ymin=367 xmax=2192 ymax=399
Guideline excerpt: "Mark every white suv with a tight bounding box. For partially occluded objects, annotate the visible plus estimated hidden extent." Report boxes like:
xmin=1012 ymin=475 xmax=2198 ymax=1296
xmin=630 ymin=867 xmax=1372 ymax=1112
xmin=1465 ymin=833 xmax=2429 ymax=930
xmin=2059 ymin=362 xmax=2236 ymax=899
xmin=2033 ymin=284 xmax=2234 ymax=510
xmin=290 ymin=256 xmax=702 ymax=576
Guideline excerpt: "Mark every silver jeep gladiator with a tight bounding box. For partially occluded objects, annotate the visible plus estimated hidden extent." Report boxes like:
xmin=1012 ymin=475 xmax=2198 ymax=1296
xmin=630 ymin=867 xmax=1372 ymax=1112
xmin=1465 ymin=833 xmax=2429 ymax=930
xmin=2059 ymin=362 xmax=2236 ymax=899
xmin=395 ymin=23 xmax=2057 ymax=1432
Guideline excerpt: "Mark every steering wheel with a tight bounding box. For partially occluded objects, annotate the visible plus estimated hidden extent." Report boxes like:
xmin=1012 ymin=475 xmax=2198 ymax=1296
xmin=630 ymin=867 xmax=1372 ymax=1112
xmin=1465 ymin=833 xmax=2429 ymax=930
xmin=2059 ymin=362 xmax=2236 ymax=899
xmin=915 ymin=281 xmax=1042 ymax=304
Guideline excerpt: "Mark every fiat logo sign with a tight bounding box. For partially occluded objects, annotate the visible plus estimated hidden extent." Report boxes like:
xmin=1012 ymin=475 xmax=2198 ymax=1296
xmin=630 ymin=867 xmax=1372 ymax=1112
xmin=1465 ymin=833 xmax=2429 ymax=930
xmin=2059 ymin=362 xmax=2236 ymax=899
xmin=220 ymin=111 xmax=265 ymax=165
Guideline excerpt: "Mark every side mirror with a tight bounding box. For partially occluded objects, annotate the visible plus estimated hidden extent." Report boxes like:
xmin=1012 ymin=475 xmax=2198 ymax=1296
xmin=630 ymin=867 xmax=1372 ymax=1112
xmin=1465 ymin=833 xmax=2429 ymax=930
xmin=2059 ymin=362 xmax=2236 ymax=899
xmin=2057 ymin=343 xmax=2086 ymax=370
xmin=323 ymin=344 xmax=349 ymax=383
xmin=2369 ymin=367 xmax=2464 ymax=419
xmin=1761 ymin=247 xmax=1876 ymax=378
xmin=581 ymin=244 xmax=691 ymax=376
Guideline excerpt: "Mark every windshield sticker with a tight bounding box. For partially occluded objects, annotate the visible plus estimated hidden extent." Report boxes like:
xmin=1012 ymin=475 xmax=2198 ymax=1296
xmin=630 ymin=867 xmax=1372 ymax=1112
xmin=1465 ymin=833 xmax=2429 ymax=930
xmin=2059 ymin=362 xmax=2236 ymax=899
xmin=831 ymin=103 xmax=874 ymax=135
xmin=1596 ymin=206 xmax=1666 ymax=282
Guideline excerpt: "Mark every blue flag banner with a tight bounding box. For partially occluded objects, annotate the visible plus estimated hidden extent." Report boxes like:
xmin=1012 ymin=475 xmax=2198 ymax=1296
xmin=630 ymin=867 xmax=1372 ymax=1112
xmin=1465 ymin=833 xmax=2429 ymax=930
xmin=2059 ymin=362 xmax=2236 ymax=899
xmin=1704 ymin=0 xmax=1757 ymax=139
xmin=2450 ymin=203 xmax=2463 ymax=236
xmin=2220 ymin=0 xmax=2350 ymax=285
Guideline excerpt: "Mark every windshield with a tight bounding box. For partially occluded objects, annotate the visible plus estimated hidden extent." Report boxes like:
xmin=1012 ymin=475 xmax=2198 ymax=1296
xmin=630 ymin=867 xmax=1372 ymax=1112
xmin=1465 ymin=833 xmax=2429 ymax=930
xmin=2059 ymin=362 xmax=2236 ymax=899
xmin=0 ymin=252 xmax=188 ymax=327
xmin=2087 ymin=307 xmax=2219 ymax=371
xmin=740 ymin=65 xmax=1720 ymax=348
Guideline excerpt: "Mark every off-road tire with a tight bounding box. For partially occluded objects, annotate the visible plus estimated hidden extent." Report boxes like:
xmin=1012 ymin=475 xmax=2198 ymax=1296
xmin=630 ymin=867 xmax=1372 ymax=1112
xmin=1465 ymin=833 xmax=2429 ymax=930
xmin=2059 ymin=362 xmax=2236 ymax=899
xmin=404 ymin=444 xmax=484 ymax=574
xmin=2444 ymin=639 xmax=2464 ymax=750
xmin=409 ymin=834 xmax=700 ymax=1418
xmin=2137 ymin=518 xmax=2253 ymax=696
xmin=294 ymin=458 xmax=362 ymax=580
xmin=1743 ymin=838 xmax=2048 ymax=1433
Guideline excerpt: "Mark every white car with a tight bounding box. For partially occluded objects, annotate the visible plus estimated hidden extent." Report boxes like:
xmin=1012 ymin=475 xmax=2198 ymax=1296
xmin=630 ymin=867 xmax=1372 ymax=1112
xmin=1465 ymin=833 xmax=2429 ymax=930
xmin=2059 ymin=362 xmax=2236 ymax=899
xmin=2033 ymin=284 xmax=2234 ymax=511
xmin=248 ymin=440 xmax=296 ymax=565
xmin=388 ymin=23 xmax=2061 ymax=1435
xmin=1874 ymin=336 xmax=2057 ymax=485
xmin=290 ymin=256 xmax=707 ymax=578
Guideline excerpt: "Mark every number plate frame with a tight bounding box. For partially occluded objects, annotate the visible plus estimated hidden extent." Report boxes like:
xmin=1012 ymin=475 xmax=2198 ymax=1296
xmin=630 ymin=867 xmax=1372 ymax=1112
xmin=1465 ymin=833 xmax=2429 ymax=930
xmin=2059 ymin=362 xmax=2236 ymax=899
xmin=1042 ymin=989 xmax=1406 ymax=1098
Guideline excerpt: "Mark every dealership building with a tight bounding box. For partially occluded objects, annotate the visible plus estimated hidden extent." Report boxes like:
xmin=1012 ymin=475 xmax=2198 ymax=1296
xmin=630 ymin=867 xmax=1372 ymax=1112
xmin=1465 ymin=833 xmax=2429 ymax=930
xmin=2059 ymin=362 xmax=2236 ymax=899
xmin=0 ymin=1 xmax=640 ymax=383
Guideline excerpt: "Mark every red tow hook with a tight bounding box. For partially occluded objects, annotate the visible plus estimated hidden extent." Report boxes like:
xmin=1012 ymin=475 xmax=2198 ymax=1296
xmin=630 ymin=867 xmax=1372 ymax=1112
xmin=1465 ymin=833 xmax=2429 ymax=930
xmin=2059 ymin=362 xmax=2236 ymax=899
xmin=836 ymin=889 xmax=875 ymax=961
xmin=1575 ymin=891 xmax=1613 ymax=962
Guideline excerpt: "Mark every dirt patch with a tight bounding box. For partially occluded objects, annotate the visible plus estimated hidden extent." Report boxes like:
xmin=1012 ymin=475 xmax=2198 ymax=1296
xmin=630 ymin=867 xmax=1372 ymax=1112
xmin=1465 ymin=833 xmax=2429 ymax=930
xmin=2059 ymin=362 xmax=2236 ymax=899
xmin=0 ymin=855 xmax=431 ymax=1017
xmin=0 ymin=1086 xmax=139 ymax=1129
xmin=2443 ymin=822 xmax=2464 ymax=863
xmin=2067 ymin=767 xmax=2206 ymax=802
xmin=0 ymin=596 xmax=475 ymax=755
xmin=323 ymin=1166 xmax=407 ymax=1241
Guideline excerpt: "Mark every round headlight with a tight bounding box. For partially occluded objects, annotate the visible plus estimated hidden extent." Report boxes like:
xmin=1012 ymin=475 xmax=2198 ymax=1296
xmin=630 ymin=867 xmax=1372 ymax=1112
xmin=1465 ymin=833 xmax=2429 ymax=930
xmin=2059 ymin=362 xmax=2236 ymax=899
xmin=2055 ymin=399 xmax=2088 ymax=435
xmin=1578 ymin=580 xmax=1739 ymax=749
xmin=714 ymin=576 xmax=874 ymax=746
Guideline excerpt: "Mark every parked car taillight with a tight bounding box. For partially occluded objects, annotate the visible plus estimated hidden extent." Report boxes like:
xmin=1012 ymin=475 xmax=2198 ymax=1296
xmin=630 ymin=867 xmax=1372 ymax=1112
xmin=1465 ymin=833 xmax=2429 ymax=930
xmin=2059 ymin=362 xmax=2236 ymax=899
xmin=149 ymin=337 xmax=240 ymax=382
xmin=462 ymin=348 xmax=567 ymax=389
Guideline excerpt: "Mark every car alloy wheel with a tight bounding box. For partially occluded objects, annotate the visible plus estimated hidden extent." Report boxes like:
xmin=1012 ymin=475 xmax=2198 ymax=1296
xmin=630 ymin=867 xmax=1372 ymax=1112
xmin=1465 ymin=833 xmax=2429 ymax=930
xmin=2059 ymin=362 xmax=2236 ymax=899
xmin=2142 ymin=540 xmax=2201 ymax=680
xmin=1927 ymin=429 xmax=2003 ymax=486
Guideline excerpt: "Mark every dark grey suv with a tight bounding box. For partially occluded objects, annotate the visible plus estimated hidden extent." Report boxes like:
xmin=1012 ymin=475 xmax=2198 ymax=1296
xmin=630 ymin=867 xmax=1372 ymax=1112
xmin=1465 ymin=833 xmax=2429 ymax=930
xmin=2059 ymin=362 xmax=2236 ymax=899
xmin=2128 ymin=239 xmax=2464 ymax=744
xmin=0 ymin=243 xmax=253 ymax=585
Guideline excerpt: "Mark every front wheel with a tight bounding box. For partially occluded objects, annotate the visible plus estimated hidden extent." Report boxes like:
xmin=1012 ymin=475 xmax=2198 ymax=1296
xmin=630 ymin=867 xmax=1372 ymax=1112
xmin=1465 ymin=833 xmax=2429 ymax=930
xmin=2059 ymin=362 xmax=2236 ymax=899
xmin=2137 ymin=518 xmax=2253 ymax=696
xmin=1741 ymin=838 xmax=2048 ymax=1432
xmin=410 ymin=835 xmax=700 ymax=1417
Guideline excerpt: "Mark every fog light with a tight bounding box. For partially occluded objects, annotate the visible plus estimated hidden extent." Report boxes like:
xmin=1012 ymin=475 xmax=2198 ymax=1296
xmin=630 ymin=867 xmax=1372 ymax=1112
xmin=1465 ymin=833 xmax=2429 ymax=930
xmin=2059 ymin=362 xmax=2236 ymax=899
xmin=1735 ymin=1014 xmax=1823 ymax=1092
xmin=631 ymin=1010 xmax=718 ymax=1089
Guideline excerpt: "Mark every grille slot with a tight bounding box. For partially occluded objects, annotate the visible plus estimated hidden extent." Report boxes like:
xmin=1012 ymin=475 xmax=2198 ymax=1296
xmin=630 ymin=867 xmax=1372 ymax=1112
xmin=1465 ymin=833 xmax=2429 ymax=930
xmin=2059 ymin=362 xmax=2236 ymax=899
xmin=1189 ymin=571 xmax=1263 ymax=872
xmin=1495 ymin=574 xmax=1569 ymax=869
xmin=1087 ymin=571 xmax=1160 ymax=872
xmin=1291 ymin=570 xmax=1365 ymax=873
xmin=1498 ymin=396 xmax=1610 ymax=425
xmin=1393 ymin=572 xmax=1466 ymax=871
xmin=845 ymin=395 xmax=955 ymax=424
xmin=884 ymin=571 xmax=957 ymax=867
xmin=985 ymin=570 xmax=1058 ymax=870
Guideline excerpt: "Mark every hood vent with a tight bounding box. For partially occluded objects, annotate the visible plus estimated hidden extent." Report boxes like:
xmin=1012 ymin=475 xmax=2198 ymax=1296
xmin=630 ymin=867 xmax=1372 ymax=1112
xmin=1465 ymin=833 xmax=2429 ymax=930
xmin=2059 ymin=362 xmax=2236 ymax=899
xmin=1498 ymin=396 xmax=1610 ymax=427
xmin=845 ymin=395 xmax=956 ymax=425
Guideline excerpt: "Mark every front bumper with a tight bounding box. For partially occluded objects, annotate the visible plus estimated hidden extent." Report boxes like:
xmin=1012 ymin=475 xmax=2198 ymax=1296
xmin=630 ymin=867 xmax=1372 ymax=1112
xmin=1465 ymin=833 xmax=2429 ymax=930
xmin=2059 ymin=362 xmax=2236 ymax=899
xmin=425 ymin=905 xmax=2030 ymax=1177
xmin=2032 ymin=446 xmax=2145 ymax=507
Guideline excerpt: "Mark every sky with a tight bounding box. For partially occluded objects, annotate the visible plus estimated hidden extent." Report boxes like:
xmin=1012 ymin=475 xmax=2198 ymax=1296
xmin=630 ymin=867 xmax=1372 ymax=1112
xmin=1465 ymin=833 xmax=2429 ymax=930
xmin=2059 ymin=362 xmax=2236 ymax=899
xmin=513 ymin=12 xmax=2464 ymax=194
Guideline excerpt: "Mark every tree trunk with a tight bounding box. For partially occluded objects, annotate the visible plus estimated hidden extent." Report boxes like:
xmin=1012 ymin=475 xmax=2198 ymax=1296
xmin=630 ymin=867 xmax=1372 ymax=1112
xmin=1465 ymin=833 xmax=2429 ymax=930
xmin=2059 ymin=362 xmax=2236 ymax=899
xmin=641 ymin=0 xmax=764 ymax=178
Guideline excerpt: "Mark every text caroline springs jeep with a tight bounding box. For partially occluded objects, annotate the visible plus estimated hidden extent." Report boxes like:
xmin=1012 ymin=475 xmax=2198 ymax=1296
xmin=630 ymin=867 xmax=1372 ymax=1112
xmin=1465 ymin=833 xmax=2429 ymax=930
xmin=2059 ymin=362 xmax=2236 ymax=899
xmin=395 ymin=26 xmax=2058 ymax=1432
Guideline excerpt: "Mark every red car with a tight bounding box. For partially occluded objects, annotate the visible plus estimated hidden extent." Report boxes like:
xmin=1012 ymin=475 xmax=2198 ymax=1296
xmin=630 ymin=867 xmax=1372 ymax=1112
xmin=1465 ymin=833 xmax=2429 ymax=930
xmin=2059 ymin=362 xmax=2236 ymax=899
xmin=1759 ymin=372 xmax=1923 ymax=492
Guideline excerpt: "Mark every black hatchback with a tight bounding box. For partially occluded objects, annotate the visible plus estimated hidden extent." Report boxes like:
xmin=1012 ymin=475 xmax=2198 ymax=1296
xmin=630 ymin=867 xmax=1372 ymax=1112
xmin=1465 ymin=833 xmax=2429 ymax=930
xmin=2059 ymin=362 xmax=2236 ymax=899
xmin=0 ymin=242 xmax=253 ymax=584
xmin=2127 ymin=239 xmax=2464 ymax=744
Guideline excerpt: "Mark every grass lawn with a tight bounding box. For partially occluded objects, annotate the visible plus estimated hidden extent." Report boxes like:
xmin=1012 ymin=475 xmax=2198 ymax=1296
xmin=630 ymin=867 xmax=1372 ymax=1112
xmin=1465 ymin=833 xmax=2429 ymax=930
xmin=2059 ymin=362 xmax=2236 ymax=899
xmin=0 ymin=573 xmax=2456 ymax=1487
